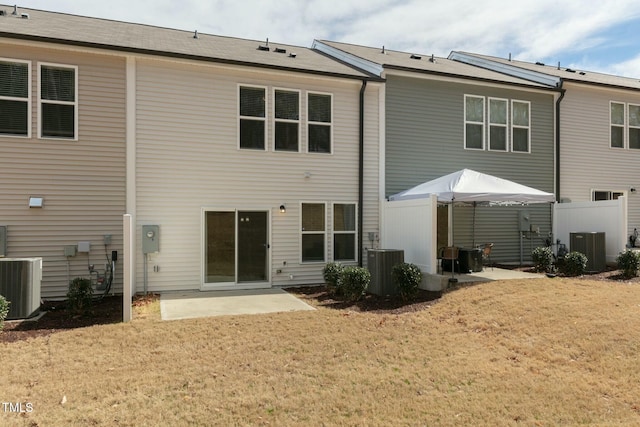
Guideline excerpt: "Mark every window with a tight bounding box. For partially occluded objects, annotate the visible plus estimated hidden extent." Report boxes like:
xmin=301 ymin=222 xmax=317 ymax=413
xmin=333 ymin=203 xmax=356 ymax=261
xmin=611 ymin=102 xmax=625 ymax=148
xmin=488 ymin=98 xmax=507 ymax=151
xmin=239 ymin=86 xmax=266 ymax=150
xmin=465 ymin=95 xmax=484 ymax=149
xmin=274 ymin=89 xmax=299 ymax=151
xmin=39 ymin=63 xmax=77 ymax=139
xmin=592 ymin=190 xmax=624 ymax=201
xmin=301 ymin=203 xmax=325 ymax=262
xmin=308 ymin=93 xmax=332 ymax=153
xmin=511 ymin=100 xmax=530 ymax=152
xmin=0 ymin=59 xmax=30 ymax=137
xmin=629 ymin=104 xmax=640 ymax=149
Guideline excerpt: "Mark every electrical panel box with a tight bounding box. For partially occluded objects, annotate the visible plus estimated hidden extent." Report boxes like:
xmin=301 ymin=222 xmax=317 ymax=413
xmin=518 ymin=211 xmax=531 ymax=232
xmin=142 ymin=225 xmax=160 ymax=254
xmin=78 ymin=241 xmax=91 ymax=253
xmin=0 ymin=226 xmax=6 ymax=257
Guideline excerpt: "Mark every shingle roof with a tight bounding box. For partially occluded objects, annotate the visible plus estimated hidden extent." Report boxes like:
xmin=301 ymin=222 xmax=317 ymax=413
xmin=455 ymin=51 xmax=640 ymax=91
xmin=317 ymin=40 xmax=556 ymax=90
xmin=0 ymin=4 xmax=377 ymax=80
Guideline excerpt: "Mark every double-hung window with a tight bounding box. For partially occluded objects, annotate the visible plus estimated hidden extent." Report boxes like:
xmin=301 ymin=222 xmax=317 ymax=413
xmin=0 ymin=59 xmax=30 ymax=137
xmin=274 ymin=89 xmax=299 ymax=151
xmin=39 ymin=63 xmax=77 ymax=139
xmin=239 ymin=85 xmax=266 ymax=150
xmin=609 ymin=102 xmax=640 ymax=149
xmin=333 ymin=203 xmax=356 ymax=261
xmin=464 ymin=95 xmax=484 ymax=150
xmin=301 ymin=203 xmax=326 ymax=263
xmin=488 ymin=98 xmax=507 ymax=151
xmin=610 ymin=102 xmax=625 ymax=148
xmin=308 ymin=92 xmax=332 ymax=153
xmin=511 ymin=100 xmax=530 ymax=152
xmin=592 ymin=190 xmax=624 ymax=201
xmin=629 ymin=104 xmax=640 ymax=149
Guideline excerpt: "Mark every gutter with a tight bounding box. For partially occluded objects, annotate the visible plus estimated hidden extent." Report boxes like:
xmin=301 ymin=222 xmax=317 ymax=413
xmin=555 ymin=87 xmax=566 ymax=202
xmin=358 ymin=80 xmax=367 ymax=267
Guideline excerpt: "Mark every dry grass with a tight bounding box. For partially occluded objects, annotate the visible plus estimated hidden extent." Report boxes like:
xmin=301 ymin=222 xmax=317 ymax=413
xmin=2 ymin=278 xmax=640 ymax=426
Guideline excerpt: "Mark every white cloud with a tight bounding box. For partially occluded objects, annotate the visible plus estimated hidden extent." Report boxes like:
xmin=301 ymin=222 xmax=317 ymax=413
xmin=14 ymin=0 xmax=640 ymax=76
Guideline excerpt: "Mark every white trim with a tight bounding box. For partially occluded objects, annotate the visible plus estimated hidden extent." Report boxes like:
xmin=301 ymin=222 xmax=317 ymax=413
xmin=0 ymin=57 xmax=31 ymax=138
xmin=307 ymin=91 xmax=333 ymax=154
xmin=464 ymin=94 xmax=485 ymax=150
xmin=487 ymin=97 xmax=508 ymax=152
xmin=511 ymin=99 xmax=531 ymax=153
xmin=237 ymin=84 xmax=268 ymax=151
xmin=300 ymin=201 xmax=327 ymax=264
xmin=37 ymin=61 xmax=78 ymax=141
xmin=273 ymin=87 xmax=301 ymax=153
xmin=125 ymin=56 xmax=136 ymax=294
xmin=332 ymin=202 xmax=358 ymax=262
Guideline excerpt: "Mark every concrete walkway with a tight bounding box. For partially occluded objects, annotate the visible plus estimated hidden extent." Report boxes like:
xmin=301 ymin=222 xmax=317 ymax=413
xmin=160 ymin=288 xmax=315 ymax=321
xmin=446 ymin=267 xmax=545 ymax=284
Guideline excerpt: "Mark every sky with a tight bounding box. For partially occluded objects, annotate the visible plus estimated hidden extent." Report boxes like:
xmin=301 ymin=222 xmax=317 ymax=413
xmin=12 ymin=0 xmax=640 ymax=78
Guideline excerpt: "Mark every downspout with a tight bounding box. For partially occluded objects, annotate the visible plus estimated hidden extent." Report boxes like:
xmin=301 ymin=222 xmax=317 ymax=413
xmin=555 ymin=87 xmax=566 ymax=203
xmin=358 ymin=80 xmax=367 ymax=267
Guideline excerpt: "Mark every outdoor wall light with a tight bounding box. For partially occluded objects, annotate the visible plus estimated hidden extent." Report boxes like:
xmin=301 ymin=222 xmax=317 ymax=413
xmin=28 ymin=196 xmax=44 ymax=208
xmin=279 ymin=204 xmax=286 ymax=213
xmin=631 ymin=187 xmax=637 ymax=193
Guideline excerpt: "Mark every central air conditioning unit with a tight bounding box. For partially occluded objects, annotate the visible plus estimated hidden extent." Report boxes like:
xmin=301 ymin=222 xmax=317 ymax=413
xmin=570 ymin=232 xmax=606 ymax=273
xmin=0 ymin=258 xmax=42 ymax=319
xmin=367 ymin=249 xmax=404 ymax=296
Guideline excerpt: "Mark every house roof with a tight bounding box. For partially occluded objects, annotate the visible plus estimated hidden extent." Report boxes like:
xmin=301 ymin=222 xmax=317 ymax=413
xmin=0 ymin=4 xmax=379 ymax=81
xmin=315 ymin=40 xmax=557 ymax=91
xmin=451 ymin=51 xmax=640 ymax=92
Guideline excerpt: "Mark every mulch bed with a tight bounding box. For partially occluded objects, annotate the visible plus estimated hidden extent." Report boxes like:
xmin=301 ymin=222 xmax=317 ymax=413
xmin=3 ymin=268 xmax=638 ymax=344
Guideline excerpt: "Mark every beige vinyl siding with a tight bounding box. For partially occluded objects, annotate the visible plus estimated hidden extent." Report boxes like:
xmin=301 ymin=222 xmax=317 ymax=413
xmin=385 ymin=74 xmax=555 ymax=262
xmin=0 ymin=43 xmax=126 ymax=298
xmin=559 ymin=82 xmax=640 ymax=236
xmin=135 ymin=58 xmax=379 ymax=292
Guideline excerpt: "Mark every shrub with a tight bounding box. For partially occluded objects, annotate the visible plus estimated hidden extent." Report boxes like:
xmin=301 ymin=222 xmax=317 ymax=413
xmin=532 ymin=246 xmax=554 ymax=273
xmin=392 ymin=263 xmax=422 ymax=301
xmin=0 ymin=294 xmax=9 ymax=331
xmin=67 ymin=277 xmax=93 ymax=314
xmin=560 ymin=251 xmax=588 ymax=276
xmin=323 ymin=262 xmax=344 ymax=295
xmin=617 ymin=250 xmax=640 ymax=279
xmin=340 ymin=266 xmax=371 ymax=303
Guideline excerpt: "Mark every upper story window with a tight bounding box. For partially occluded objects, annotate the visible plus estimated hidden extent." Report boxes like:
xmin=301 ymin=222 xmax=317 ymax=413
xmin=308 ymin=93 xmax=332 ymax=153
xmin=39 ymin=63 xmax=77 ymax=139
xmin=465 ymin=95 xmax=530 ymax=153
xmin=274 ymin=89 xmax=300 ymax=152
xmin=464 ymin=95 xmax=485 ymax=150
xmin=512 ymin=100 xmax=530 ymax=153
xmin=610 ymin=101 xmax=640 ymax=149
xmin=239 ymin=85 xmax=266 ymax=150
xmin=0 ymin=59 xmax=30 ymax=137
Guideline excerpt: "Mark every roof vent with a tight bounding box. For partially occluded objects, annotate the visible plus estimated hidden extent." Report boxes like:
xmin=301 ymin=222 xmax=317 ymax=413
xmin=20 ymin=12 xmax=28 ymax=19
xmin=0 ymin=10 xmax=6 ymax=16
xmin=410 ymin=54 xmax=422 ymax=60
xmin=381 ymin=45 xmax=385 ymax=54
xmin=565 ymin=68 xmax=575 ymax=73
xmin=193 ymin=30 xmax=198 ymax=39
xmin=289 ymin=52 xmax=297 ymax=58
xmin=429 ymin=54 xmax=436 ymax=63
xmin=535 ymin=61 xmax=545 ymax=66
xmin=274 ymin=47 xmax=286 ymax=54
xmin=11 ymin=4 xmax=17 ymax=15
xmin=258 ymin=37 xmax=270 ymax=51
xmin=579 ymin=71 xmax=586 ymax=75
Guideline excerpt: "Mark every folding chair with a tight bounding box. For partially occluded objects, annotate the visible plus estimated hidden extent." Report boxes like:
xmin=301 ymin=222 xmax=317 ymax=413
xmin=480 ymin=243 xmax=494 ymax=271
xmin=440 ymin=246 xmax=459 ymax=283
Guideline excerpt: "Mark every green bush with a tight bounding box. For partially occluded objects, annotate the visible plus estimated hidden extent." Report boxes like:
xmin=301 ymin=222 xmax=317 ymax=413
xmin=560 ymin=251 xmax=588 ymax=276
xmin=67 ymin=277 xmax=93 ymax=314
xmin=340 ymin=267 xmax=371 ymax=303
xmin=392 ymin=263 xmax=422 ymax=301
xmin=323 ymin=262 xmax=344 ymax=295
xmin=532 ymin=246 xmax=554 ymax=273
xmin=617 ymin=250 xmax=640 ymax=279
xmin=0 ymin=294 xmax=10 ymax=331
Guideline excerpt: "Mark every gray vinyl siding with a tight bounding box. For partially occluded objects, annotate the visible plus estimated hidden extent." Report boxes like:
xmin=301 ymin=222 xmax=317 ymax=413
xmin=135 ymin=58 xmax=379 ymax=292
xmin=385 ymin=75 xmax=555 ymax=262
xmin=559 ymin=82 xmax=640 ymax=237
xmin=0 ymin=42 xmax=126 ymax=298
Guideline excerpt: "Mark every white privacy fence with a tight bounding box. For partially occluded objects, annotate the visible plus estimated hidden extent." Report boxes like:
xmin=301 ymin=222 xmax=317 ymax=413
xmin=552 ymin=197 xmax=627 ymax=263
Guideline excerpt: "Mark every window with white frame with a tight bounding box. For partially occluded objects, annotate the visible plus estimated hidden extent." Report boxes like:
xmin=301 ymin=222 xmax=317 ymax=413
xmin=274 ymin=89 xmax=300 ymax=151
xmin=308 ymin=92 xmax=332 ymax=153
xmin=629 ymin=104 xmax=640 ymax=149
xmin=301 ymin=203 xmax=326 ymax=262
xmin=511 ymin=100 xmax=530 ymax=152
xmin=465 ymin=95 xmax=484 ymax=150
xmin=333 ymin=203 xmax=357 ymax=261
xmin=610 ymin=102 xmax=625 ymax=148
xmin=0 ymin=59 xmax=30 ymax=137
xmin=39 ymin=63 xmax=77 ymax=139
xmin=592 ymin=190 xmax=624 ymax=201
xmin=488 ymin=98 xmax=507 ymax=151
xmin=239 ymin=85 xmax=266 ymax=150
